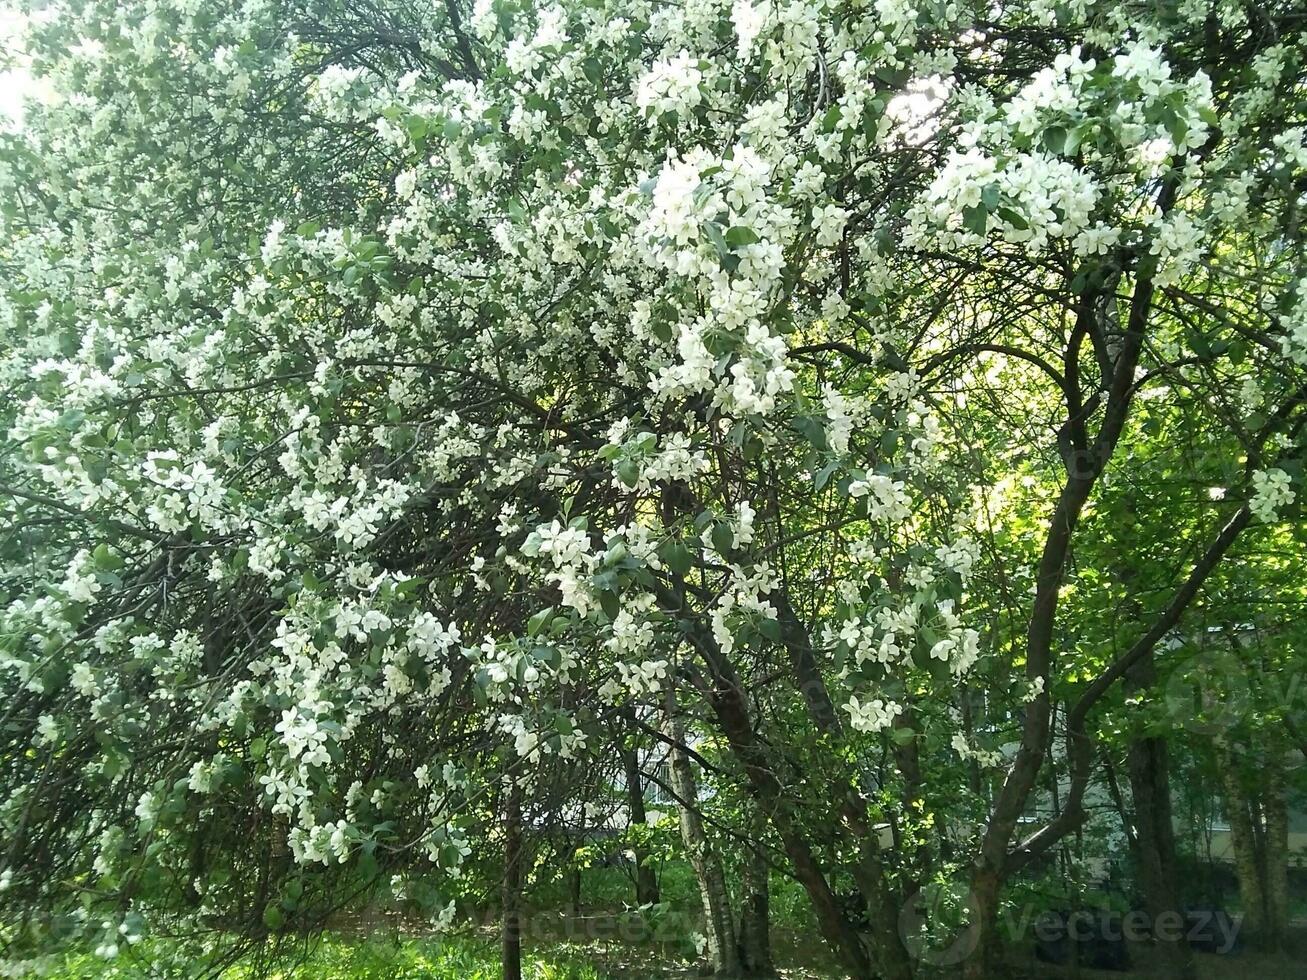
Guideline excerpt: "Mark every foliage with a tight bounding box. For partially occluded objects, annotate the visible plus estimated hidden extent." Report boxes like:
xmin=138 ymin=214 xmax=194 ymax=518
xmin=33 ymin=932 xmax=603 ymax=980
xmin=1 ymin=0 xmax=1306 ymax=976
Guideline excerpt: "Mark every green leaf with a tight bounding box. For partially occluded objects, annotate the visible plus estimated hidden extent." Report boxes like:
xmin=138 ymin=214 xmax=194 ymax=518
xmin=725 ymin=225 xmax=760 ymax=247
xmin=874 ymin=65 xmax=910 ymax=88
xmin=599 ymin=590 xmax=620 ymax=620
xmin=660 ymin=538 xmax=692 ymax=575
xmin=616 ymin=458 xmax=640 ymax=488
xmin=793 ymin=415 xmax=828 ymax=450
xmin=527 ymin=606 xmax=554 ymax=637
xmin=996 ymin=206 xmax=1029 ymax=231
xmin=962 ymin=204 xmax=989 ymax=236
xmin=711 ymin=521 xmax=735 ymax=555
xmin=890 ymin=726 xmax=916 ymax=745
xmin=703 ymin=221 xmax=729 ymax=258
xmin=92 ymin=543 xmax=123 ymax=571
xmin=404 ymin=115 xmax=427 ymax=144
xmin=1064 ymin=124 xmax=1086 ymax=156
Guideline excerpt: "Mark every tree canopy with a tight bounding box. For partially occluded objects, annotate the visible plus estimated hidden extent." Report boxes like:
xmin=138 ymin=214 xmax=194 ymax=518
xmin=1 ymin=0 xmax=1305 ymax=977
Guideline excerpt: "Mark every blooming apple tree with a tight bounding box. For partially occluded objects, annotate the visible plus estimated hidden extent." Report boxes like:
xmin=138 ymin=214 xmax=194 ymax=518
xmin=1 ymin=0 xmax=1306 ymax=976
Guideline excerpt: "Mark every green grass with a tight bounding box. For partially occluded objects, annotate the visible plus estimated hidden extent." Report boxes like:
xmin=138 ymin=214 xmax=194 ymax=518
xmin=40 ymin=932 xmax=605 ymax=980
xmin=20 ymin=864 xmax=828 ymax=979
xmin=261 ymin=933 xmax=603 ymax=980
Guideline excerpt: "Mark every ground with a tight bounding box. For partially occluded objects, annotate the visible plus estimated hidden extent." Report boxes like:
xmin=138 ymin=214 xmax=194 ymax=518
xmin=36 ymin=921 xmax=1307 ymax=979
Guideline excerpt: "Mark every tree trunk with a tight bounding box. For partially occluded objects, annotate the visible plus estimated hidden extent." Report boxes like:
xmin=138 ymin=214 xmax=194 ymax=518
xmin=1124 ymin=653 xmax=1194 ymax=980
xmin=666 ymin=686 xmax=739 ymax=976
xmin=659 ymin=583 xmax=875 ymax=978
xmin=962 ymin=868 xmax=1002 ymax=980
xmin=1263 ymin=762 xmax=1289 ymax=953
xmin=1126 ymin=733 xmax=1194 ymax=979
xmin=621 ymin=739 xmax=660 ymax=906
xmin=771 ymin=594 xmax=914 ymax=980
xmin=737 ymin=807 xmax=775 ymax=977
xmin=502 ymin=778 xmax=524 ymax=980
xmin=893 ymin=701 xmax=929 ymax=900
xmin=1214 ymin=739 xmax=1267 ymax=944
xmin=1103 ymin=755 xmax=1139 ymax=867
xmin=567 ymin=841 xmax=582 ymax=918
xmin=658 ymin=501 xmax=886 ymax=979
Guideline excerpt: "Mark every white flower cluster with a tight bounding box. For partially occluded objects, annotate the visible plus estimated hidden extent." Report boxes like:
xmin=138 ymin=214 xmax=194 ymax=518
xmin=844 ymin=696 xmax=902 ymax=733
xmin=1280 ymin=281 xmax=1307 ymax=365
xmin=848 ymin=474 xmax=911 ymax=522
xmin=524 ymin=520 xmax=597 ymax=617
xmin=637 ymin=145 xmax=797 ymax=416
xmin=635 ymin=51 xmax=704 ymax=119
xmin=913 ymin=148 xmax=1098 ymax=252
xmin=822 ymin=384 xmax=871 ymax=456
xmin=951 ymin=734 xmax=1003 ymax=768
xmin=1250 ymin=468 xmax=1295 ymax=523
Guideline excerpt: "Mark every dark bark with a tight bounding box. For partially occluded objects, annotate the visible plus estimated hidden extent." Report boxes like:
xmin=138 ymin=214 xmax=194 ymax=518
xmin=1119 ymin=597 xmax=1193 ymax=980
xmin=737 ymin=850 xmax=775 ymax=976
xmin=568 ymin=865 xmax=582 ymax=918
xmin=620 ymin=739 xmax=661 ymax=906
xmin=737 ymin=808 xmax=776 ymax=977
xmin=502 ymin=779 xmax=523 ymax=980
xmin=1263 ymin=764 xmax=1289 ymax=953
xmin=665 ymin=691 xmax=738 ymax=976
xmin=567 ymin=842 xmax=582 ymax=918
xmin=966 ymin=174 xmax=1188 ymax=980
xmin=1215 ymin=738 xmax=1268 ymax=947
xmin=893 ymin=701 xmax=929 ymax=899
xmin=1103 ymin=755 xmax=1137 ymax=858
xmin=1126 ymin=732 xmax=1194 ymax=979
xmin=682 ymin=628 xmax=875 ymax=978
